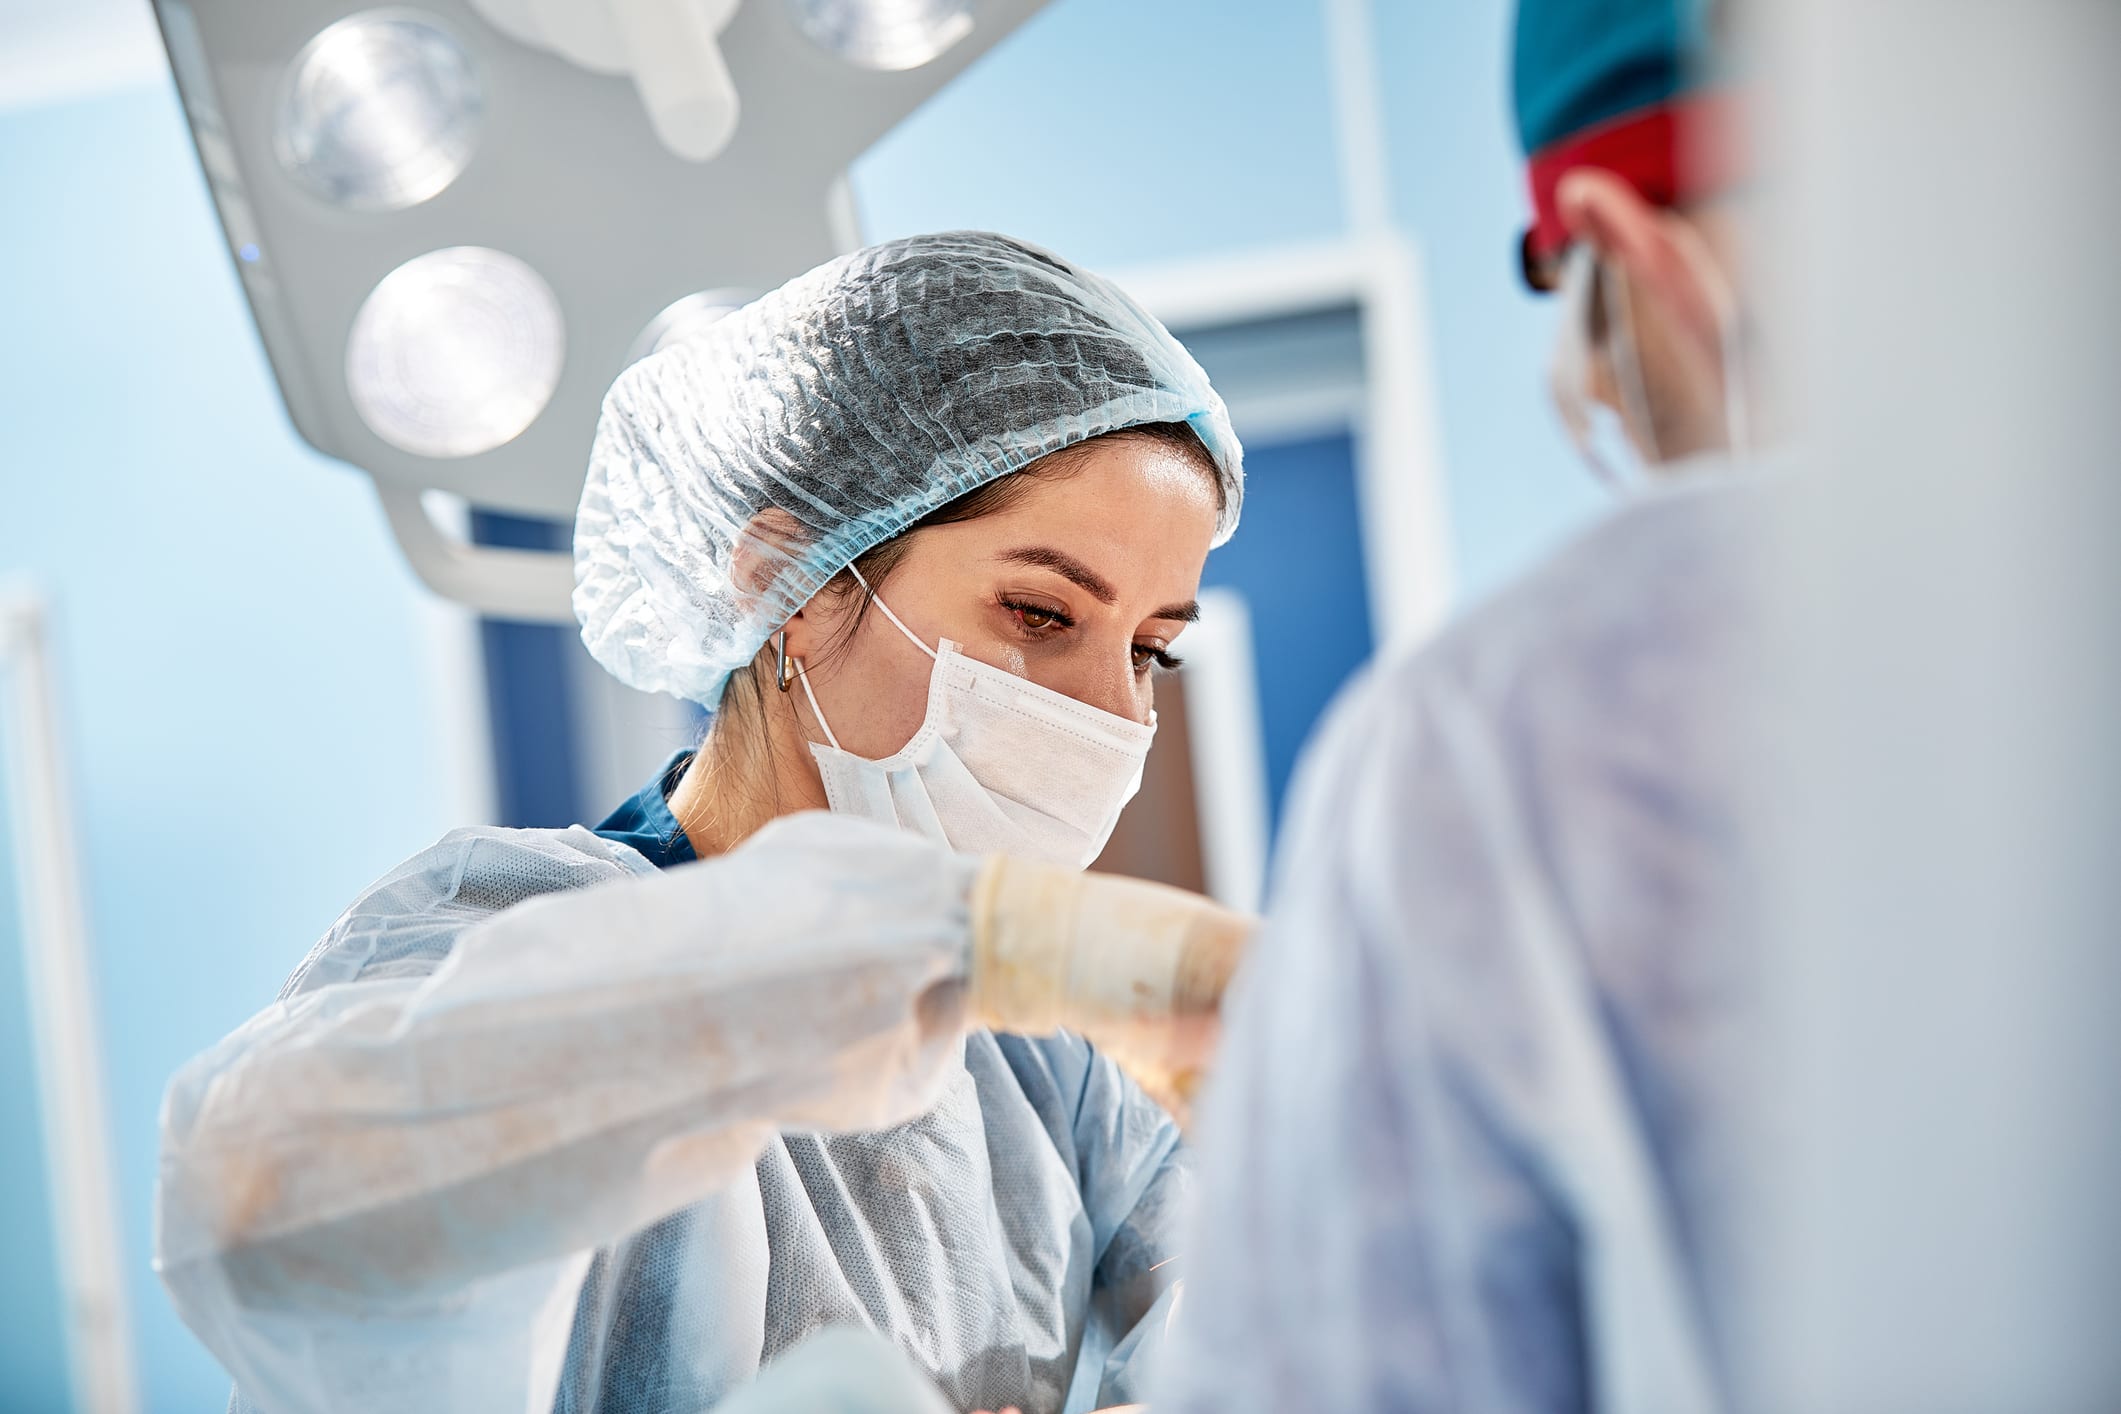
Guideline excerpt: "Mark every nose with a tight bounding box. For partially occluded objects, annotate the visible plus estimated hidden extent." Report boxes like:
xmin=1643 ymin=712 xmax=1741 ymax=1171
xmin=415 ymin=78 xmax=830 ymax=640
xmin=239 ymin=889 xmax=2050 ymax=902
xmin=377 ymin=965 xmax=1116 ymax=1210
xmin=1059 ymin=646 xmax=1151 ymax=725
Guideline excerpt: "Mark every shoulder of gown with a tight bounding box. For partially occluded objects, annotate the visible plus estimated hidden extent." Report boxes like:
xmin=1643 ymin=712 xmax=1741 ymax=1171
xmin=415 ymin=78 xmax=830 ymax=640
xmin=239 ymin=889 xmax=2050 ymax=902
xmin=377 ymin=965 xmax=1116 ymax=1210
xmin=275 ymin=824 xmax=660 ymax=997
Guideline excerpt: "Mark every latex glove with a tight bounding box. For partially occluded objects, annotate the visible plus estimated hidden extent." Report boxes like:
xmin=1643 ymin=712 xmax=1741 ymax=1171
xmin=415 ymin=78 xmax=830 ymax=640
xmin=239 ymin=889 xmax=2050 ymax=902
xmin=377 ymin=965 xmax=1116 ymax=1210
xmin=967 ymin=855 xmax=1256 ymax=1126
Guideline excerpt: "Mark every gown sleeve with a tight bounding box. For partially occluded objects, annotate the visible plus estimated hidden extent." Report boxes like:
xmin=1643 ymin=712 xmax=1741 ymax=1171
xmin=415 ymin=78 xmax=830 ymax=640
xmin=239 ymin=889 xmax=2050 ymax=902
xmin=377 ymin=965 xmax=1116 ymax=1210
xmin=157 ymin=811 xmax=980 ymax=1414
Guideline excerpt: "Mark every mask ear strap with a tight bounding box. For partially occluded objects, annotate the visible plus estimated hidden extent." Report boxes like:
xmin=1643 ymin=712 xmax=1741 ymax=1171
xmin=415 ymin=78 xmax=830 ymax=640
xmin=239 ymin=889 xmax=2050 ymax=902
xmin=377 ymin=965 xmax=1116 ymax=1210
xmin=1602 ymin=257 xmax=1663 ymax=468
xmin=792 ymin=657 xmax=842 ymax=750
xmin=1552 ymin=243 xmax=1621 ymax=487
xmin=846 ymin=562 xmax=939 ymax=661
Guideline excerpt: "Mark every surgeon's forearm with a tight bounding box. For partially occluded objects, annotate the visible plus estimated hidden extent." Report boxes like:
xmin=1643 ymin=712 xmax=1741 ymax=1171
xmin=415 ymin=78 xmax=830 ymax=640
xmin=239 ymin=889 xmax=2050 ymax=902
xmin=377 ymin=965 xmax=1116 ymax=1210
xmin=154 ymin=826 xmax=1254 ymax=1317
xmin=157 ymin=825 xmax=977 ymax=1309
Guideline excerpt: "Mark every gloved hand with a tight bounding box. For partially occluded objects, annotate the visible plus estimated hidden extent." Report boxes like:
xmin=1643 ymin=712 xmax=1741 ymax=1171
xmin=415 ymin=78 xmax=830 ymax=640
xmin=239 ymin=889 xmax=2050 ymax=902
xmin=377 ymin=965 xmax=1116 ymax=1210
xmin=966 ymin=855 xmax=1256 ymax=1127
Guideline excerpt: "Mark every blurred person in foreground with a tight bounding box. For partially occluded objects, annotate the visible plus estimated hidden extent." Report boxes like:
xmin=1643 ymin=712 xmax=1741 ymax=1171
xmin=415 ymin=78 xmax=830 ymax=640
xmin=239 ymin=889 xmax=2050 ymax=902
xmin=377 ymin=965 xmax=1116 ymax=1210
xmin=1153 ymin=0 xmax=1770 ymax=1409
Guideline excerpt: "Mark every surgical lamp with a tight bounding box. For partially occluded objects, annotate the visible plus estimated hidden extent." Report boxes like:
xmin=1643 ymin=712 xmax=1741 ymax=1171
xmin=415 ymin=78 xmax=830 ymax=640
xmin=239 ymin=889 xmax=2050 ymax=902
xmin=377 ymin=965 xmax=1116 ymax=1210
xmin=151 ymin=0 xmax=1049 ymax=620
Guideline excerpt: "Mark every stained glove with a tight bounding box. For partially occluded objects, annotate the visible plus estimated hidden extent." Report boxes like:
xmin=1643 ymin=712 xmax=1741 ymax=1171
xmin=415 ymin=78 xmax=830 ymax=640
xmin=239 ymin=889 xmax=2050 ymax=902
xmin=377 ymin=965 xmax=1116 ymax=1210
xmin=967 ymin=855 xmax=1256 ymax=1126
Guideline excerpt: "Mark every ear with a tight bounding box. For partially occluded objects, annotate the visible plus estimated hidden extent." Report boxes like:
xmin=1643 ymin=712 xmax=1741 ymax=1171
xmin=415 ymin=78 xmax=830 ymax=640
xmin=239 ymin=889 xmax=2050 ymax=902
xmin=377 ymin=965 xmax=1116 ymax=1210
xmin=1556 ymin=167 xmax=1723 ymax=366
xmin=731 ymin=507 xmax=809 ymax=598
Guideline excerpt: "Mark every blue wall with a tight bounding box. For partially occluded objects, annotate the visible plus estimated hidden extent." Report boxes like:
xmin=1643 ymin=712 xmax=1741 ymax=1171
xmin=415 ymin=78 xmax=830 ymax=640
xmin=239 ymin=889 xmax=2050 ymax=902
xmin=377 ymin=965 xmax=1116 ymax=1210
xmin=0 ymin=88 xmax=474 ymax=1410
xmin=854 ymin=0 xmax=1604 ymax=601
xmin=0 ymin=2 xmax=1597 ymax=1406
xmin=854 ymin=0 xmax=1345 ymax=274
xmin=1371 ymin=0 xmax=1609 ymax=594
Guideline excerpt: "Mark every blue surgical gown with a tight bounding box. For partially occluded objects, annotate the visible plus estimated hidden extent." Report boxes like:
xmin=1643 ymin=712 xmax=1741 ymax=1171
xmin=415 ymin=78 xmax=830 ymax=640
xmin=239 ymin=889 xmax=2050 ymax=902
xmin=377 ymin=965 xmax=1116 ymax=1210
xmin=191 ymin=759 xmax=1186 ymax=1414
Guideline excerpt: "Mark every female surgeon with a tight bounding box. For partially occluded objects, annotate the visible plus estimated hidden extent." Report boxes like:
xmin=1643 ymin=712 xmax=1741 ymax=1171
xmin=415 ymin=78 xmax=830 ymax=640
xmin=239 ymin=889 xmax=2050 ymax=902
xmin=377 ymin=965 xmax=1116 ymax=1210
xmin=154 ymin=232 xmax=1248 ymax=1414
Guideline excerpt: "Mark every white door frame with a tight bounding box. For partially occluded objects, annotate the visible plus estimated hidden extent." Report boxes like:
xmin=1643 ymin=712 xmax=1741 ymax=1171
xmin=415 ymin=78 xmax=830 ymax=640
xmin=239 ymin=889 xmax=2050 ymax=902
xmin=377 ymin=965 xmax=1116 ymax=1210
xmin=1119 ymin=234 xmax=1457 ymax=654
xmin=0 ymin=587 xmax=139 ymax=1414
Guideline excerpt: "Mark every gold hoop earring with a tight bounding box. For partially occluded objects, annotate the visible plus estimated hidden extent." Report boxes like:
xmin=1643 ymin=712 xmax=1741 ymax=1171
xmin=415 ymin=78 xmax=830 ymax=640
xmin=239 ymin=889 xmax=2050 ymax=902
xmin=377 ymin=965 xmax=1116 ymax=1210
xmin=775 ymin=629 xmax=796 ymax=692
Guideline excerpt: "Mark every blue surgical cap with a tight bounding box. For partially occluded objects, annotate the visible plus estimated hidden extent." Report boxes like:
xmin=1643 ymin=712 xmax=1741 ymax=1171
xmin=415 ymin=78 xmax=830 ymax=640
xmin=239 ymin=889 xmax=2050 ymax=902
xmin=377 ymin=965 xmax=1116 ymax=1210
xmin=574 ymin=231 xmax=1243 ymax=707
xmin=1513 ymin=0 xmax=1710 ymax=156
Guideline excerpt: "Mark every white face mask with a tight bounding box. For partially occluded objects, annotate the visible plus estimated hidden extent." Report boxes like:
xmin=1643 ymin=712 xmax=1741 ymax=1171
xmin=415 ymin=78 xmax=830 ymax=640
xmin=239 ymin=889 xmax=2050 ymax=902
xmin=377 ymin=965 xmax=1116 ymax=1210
xmin=791 ymin=568 xmax=1156 ymax=870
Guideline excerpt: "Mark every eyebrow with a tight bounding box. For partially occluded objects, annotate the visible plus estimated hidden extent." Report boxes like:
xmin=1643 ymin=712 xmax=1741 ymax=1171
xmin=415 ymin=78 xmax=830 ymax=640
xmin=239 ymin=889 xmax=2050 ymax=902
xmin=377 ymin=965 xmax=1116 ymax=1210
xmin=995 ymin=545 xmax=1200 ymax=623
xmin=996 ymin=546 xmax=1117 ymax=604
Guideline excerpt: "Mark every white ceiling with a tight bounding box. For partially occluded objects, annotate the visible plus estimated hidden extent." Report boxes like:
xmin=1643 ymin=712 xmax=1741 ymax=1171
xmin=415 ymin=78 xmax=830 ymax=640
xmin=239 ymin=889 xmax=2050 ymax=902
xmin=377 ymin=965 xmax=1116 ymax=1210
xmin=0 ymin=0 xmax=167 ymax=113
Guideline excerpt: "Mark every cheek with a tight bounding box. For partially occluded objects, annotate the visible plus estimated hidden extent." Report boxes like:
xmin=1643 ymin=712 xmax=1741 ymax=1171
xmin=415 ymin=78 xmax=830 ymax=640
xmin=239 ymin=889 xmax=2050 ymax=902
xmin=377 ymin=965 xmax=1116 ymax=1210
xmin=815 ymin=622 xmax=934 ymax=758
xmin=1642 ymin=315 xmax=1714 ymax=408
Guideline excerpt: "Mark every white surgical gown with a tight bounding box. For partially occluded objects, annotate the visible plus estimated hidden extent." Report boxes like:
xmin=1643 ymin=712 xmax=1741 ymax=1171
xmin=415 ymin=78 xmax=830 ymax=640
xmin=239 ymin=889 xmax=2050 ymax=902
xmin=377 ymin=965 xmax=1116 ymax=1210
xmin=1155 ymin=476 xmax=1767 ymax=1413
xmin=157 ymin=800 xmax=1187 ymax=1414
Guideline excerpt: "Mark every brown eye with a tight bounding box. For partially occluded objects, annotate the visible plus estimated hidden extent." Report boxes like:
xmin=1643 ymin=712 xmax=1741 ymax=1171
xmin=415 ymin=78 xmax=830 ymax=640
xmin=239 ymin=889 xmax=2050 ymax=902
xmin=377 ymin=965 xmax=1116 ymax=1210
xmin=997 ymin=597 xmax=1074 ymax=637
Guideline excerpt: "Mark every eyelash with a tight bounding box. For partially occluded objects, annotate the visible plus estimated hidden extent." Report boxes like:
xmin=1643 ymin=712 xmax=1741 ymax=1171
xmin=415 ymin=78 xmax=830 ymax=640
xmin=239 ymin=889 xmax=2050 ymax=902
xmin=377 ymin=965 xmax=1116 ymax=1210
xmin=997 ymin=597 xmax=1185 ymax=675
xmin=1138 ymin=645 xmax=1185 ymax=674
xmin=998 ymin=596 xmax=1074 ymax=636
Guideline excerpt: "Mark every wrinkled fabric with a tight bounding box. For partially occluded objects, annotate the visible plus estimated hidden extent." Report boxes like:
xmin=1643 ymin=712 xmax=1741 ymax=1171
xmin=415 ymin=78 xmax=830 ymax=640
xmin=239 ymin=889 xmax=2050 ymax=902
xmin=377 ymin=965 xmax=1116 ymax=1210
xmin=1155 ymin=476 xmax=1768 ymax=1413
xmin=156 ymin=810 xmax=1189 ymax=1414
xmin=574 ymin=230 xmax=1244 ymax=707
xmin=801 ymin=574 xmax=1157 ymax=869
xmin=706 ymin=1327 xmax=955 ymax=1414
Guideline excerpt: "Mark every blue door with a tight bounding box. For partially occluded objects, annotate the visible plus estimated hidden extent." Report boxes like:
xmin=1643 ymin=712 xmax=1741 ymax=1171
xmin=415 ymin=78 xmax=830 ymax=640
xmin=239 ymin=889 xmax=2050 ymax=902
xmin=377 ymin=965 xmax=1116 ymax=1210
xmin=474 ymin=513 xmax=592 ymax=828
xmin=1198 ymin=429 xmax=1374 ymax=840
